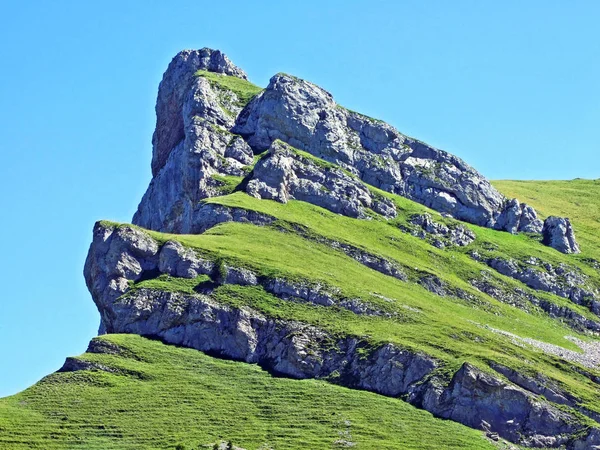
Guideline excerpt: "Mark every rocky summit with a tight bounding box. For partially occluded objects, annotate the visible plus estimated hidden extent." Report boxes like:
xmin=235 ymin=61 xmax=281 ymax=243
xmin=134 ymin=48 xmax=575 ymax=250
xmin=3 ymin=48 xmax=600 ymax=450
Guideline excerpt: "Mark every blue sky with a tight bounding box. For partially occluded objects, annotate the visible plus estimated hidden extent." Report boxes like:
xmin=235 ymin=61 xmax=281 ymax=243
xmin=0 ymin=0 xmax=598 ymax=397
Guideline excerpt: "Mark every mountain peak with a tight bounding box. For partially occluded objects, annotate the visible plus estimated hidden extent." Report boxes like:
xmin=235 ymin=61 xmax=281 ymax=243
xmin=151 ymin=48 xmax=247 ymax=175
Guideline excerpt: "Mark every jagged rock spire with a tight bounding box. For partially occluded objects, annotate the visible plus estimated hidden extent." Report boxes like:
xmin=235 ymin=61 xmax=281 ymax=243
xmin=135 ymin=49 xmax=579 ymax=253
xmin=152 ymin=48 xmax=247 ymax=176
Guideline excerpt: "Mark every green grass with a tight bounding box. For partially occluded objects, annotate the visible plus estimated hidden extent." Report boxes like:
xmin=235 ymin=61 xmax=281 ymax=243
xmin=194 ymin=70 xmax=263 ymax=108
xmin=91 ymin=187 xmax=600 ymax=420
xmin=211 ymin=174 xmax=244 ymax=195
xmin=493 ymin=179 xmax=600 ymax=264
xmin=129 ymin=274 xmax=211 ymax=295
xmin=152 ymin=219 xmax=600 ymax=402
xmin=92 ymin=172 xmax=600 ymax=417
xmin=0 ymin=334 xmax=495 ymax=450
xmin=3 ymin=179 xmax=600 ymax=448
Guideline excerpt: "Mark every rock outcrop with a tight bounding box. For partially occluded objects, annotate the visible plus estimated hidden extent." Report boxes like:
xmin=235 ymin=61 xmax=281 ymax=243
xmin=470 ymin=274 xmax=600 ymax=333
xmin=543 ymin=216 xmax=581 ymax=254
xmin=246 ymin=140 xmax=397 ymax=219
xmin=132 ymin=48 xmax=574 ymax=252
xmin=413 ymin=363 xmax=582 ymax=448
xmin=472 ymin=254 xmax=599 ymax=315
xmin=152 ymin=48 xmax=247 ymax=176
xmin=407 ymin=213 xmax=476 ymax=248
xmin=233 ymin=73 xmax=542 ymax=233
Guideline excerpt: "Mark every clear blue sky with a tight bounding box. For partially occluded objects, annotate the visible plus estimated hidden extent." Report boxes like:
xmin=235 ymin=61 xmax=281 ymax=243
xmin=0 ymin=0 xmax=598 ymax=397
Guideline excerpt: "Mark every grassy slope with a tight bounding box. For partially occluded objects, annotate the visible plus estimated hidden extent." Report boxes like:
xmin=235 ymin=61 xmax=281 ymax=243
xmin=2 ymin=175 xmax=598 ymax=449
xmin=145 ymin=191 xmax=600 ymax=415
xmin=194 ymin=70 xmax=263 ymax=108
xmin=493 ymin=179 xmax=600 ymax=263
xmin=0 ymin=334 xmax=495 ymax=450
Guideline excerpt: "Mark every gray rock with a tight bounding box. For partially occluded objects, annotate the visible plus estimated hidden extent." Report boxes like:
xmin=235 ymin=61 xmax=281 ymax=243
xmin=158 ymin=240 xmax=214 ymax=278
xmin=414 ymin=362 xmax=577 ymax=447
xmin=134 ymin=117 xmax=247 ymax=233
xmin=246 ymin=140 xmax=392 ymax=219
xmin=86 ymin=338 xmax=124 ymax=355
xmin=152 ymin=48 xmax=247 ymax=176
xmin=408 ymin=213 xmax=476 ymax=248
xmin=223 ymin=265 xmax=258 ymax=286
xmin=233 ymin=72 xmax=549 ymax=236
xmin=189 ymin=202 xmax=275 ymax=234
xmin=542 ymin=216 xmax=581 ymax=254
xmin=58 ymin=357 xmax=117 ymax=374
xmin=135 ymin=50 xmax=575 ymax=252
xmin=490 ymin=363 xmax=576 ymax=407
xmin=134 ymin=51 xmax=254 ymax=234
xmin=418 ymin=275 xmax=448 ymax=296
xmin=481 ymin=256 xmax=598 ymax=314
xmin=470 ymin=275 xmax=600 ymax=333
xmin=493 ymin=199 xmax=543 ymax=234
xmin=371 ymin=196 xmax=397 ymax=219
xmin=266 ymin=278 xmax=337 ymax=307
xmin=224 ymin=136 xmax=254 ymax=165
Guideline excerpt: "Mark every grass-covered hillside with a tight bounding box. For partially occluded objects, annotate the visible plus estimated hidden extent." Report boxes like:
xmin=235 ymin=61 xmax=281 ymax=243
xmin=493 ymin=179 xmax=600 ymax=263
xmin=0 ymin=334 xmax=496 ymax=450
xmin=2 ymin=178 xmax=599 ymax=449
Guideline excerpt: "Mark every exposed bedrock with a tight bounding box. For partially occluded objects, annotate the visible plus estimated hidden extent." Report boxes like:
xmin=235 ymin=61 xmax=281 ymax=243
xmin=246 ymin=140 xmax=397 ymax=219
xmin=135 ymin=49 xmax=578 ymax=253
xmin=406 ymin=213 xmax=476 ymax=249
xmin=233 ymin=72 xmax=542 ymax=234
xmin=135 ymin=49 xmax=253 ymax=233
xmin=152 ymin=48 xmax=247 ymax=176
xmin=134 ymin=115 xmax=254 ymax=232
xmin=84 ymin=222 xmax=397 ymax=324
xmin=412 ymin=362 xmax=593 ymax=448
xmin=471 ymin=274 xmax=600 ymax=333
xmin=543 ymin=216 xmax=581 ymax=254
xmin=472 ymin=253 xmax=600 ymax=316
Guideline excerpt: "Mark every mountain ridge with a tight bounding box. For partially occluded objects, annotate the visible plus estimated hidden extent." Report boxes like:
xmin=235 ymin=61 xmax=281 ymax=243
xmin=2 ymin=48 xmax=600 ymax=449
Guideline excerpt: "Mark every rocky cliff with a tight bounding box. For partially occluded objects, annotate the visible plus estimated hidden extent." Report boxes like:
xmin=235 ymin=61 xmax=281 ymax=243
xmin=78 ymin=49 xmax=600 ymax=449
xmin=133 ymin=48 xmax=579 ymax=254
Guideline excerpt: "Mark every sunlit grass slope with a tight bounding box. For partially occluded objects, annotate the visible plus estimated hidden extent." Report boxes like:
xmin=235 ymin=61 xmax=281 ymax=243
xmin=493 ymin=179 xmax=600 ymax=262
xmin=0 ymin=334 xmax=495 ymax=450
xmin=1 ymin=178 xmax=599 ymax=449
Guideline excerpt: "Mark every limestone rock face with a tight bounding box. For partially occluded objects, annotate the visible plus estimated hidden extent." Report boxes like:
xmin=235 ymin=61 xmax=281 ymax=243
xmin=132 ymin=49 xmax=576 ymax=252
xmin=494 ymin=199 xmax=543 ymax=234
xmin=408 ymin=213 xmax=476 ymax=248
xmin=542 ymin=216 xmax=581 ymax=254
xmin=483 ymin=256 xmax=596 ymax=307
xmin=134 ymin=114 xmax=253 ymax=233
xmin=152 ymin=48 xmax=247 ymax=176
xmin=234 ymin=73 xmax=541 ymax=233
xmin=416 ymin=363 xmax=577 ymax=448
xmin=246 ymin=140 xmax=397 ymax=219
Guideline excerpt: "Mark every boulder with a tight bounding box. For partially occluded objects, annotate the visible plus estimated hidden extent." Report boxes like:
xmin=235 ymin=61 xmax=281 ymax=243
xmin=542 ymin=216 xmax=581 ymax=254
